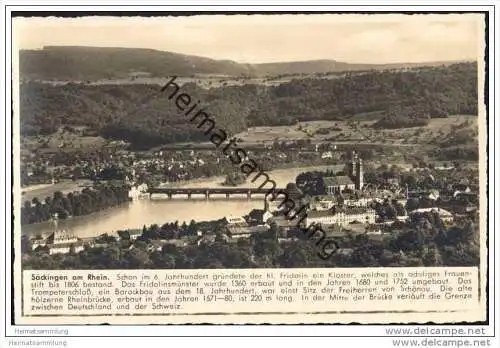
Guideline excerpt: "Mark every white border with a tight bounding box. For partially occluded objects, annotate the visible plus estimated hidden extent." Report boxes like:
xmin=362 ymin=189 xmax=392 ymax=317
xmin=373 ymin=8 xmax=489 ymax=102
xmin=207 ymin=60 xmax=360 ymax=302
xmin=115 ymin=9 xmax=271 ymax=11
xmin=1 ymin=2 xmax=498 ymax=344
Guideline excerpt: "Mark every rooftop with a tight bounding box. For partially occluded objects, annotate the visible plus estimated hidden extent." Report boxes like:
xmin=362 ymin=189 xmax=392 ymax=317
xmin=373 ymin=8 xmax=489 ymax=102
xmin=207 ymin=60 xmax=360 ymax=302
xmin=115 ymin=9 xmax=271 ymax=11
xmin=312 ymin=195 xmax=338 ymax=202
xmin=323 ymin=176 xmax=354 ymax=187
xmin=410 ymin=207 xmax=453 ymax=217
xmin=49 ymin=241 xmax=84 ymax=249
xmin=225 ymin=216 xmax=247 ymax=225
xmin=307 ymin=207 xmax=375 ymax=218
xmin=270 ymin=215 xmax=302 ymax=228
xmin=227 ymin=225 xmax=269 ymax=235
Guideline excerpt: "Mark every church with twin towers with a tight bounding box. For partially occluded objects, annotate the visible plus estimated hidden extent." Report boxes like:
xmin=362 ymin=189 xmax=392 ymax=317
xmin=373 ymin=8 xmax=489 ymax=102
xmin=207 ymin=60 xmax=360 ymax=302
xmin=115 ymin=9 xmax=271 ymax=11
xmin=323 ymin=151 xmax=364 ymax=195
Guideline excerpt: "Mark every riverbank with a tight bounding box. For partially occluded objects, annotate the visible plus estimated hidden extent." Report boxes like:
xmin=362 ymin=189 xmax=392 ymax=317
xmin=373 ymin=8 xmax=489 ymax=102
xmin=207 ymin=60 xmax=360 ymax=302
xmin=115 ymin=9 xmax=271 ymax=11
xmin=160 ymin=164 xmax=338 ymax=189
xmin=20 ymin=164 xmax=339 ymax=239
xmin=20 ymin=179 xmax=94 ymax=203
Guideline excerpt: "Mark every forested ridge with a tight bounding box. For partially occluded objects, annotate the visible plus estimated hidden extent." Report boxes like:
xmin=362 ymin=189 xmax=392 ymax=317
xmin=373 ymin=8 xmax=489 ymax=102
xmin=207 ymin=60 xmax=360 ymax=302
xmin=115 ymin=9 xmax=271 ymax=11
xmin=20 ymin=63 xmax=477 ymax=149
xmin=20 ymin=46 xmax=254 ymax=80
xmin=20 ymin=46 xmax=459 ymax=80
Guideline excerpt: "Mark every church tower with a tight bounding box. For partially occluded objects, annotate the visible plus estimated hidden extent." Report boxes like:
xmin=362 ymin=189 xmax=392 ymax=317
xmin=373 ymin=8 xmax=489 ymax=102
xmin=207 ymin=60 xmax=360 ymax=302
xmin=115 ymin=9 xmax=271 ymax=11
xmin=49 ymin=213 xmax=77 ymax=245
xmin=355 ymin=157 xmax=364 ymax=190
xmin=351 ymin=151 xmax=357 ymax=177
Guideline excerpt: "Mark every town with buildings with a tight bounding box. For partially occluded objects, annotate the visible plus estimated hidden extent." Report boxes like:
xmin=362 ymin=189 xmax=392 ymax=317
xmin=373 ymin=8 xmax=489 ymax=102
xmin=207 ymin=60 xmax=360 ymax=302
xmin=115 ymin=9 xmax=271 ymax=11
xmin=17 ymin=26 xmax=480 ymax=270
xmin=22 ymin=147 xmax=479 ymax=269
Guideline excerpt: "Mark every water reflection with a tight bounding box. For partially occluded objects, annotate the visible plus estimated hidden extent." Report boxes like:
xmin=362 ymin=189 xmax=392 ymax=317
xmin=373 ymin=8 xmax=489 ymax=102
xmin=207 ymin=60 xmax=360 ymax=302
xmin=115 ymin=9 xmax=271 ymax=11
xmin=21 ymin=165 xmax=338 ymax=238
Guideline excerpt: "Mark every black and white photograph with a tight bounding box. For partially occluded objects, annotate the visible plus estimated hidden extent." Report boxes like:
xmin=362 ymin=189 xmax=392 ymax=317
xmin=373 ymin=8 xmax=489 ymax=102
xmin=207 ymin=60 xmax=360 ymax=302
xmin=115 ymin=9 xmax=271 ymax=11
xmin=3 ymin=2 xmax=499 ymax=345
xmin=15 ymin=14 xmax=484 ymax=273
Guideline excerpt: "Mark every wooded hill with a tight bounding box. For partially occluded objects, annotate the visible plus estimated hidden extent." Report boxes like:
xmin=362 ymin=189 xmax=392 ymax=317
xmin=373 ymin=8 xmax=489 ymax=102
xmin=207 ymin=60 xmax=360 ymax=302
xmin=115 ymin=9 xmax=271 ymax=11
xmin=20 ymin=62 xmax=478 ymax=149
xmin=20 ymin=46 xmax=465 ymax=80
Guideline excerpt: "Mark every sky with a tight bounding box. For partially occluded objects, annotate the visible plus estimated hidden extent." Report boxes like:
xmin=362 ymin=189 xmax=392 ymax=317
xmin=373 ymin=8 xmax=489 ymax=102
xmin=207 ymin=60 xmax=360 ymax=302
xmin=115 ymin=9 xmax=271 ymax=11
xmin=13 ymin=13 xmax=483 ymax=64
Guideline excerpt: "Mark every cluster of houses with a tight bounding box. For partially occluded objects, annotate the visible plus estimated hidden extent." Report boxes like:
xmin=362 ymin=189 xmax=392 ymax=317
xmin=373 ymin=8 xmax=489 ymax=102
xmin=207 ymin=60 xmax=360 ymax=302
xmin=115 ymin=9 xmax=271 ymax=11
xmin=304 ymin=207 xmax=377 ymax=227
xmin=28 ymin=152 xmax=476 ymax=256
xmin=27 ymin=204 xmax=460 ymax=257
xmin=31 ymin=228 xmax=85 ymax=255
xmin=22 ymin=138 xmax=345 ymax=189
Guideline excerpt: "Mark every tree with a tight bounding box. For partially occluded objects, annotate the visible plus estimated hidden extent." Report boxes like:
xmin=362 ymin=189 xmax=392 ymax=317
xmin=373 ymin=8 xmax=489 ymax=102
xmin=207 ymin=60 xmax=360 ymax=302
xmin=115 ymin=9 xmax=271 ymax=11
xmin=422 ymin=244 xmax=443 ymax=266
xmin=393 ymin=202 xmax=406 ymax=216
xmin=269 ymin=221 xmax=279 ymax=240
xmin=405 ymin=198 xmax=420 ymax=212
xmin=125 ymin=247 xmax=151 ymax=268
xmin=279 ymin=246 xmax=309 ymax=268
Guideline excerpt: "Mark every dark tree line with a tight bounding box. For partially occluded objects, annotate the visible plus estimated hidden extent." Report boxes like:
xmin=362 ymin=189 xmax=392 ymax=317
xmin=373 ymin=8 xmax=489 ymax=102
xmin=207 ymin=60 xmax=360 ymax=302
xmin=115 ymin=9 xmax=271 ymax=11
xmin=23 ymin=211 xmax=479 ymax=270
xmin=21 ymin=185 xmax=130 ymax=225
xmin=20 ymin=63 xmax=477 ymax=149
xmin=373 ymin=106 xmax=431 ymax=129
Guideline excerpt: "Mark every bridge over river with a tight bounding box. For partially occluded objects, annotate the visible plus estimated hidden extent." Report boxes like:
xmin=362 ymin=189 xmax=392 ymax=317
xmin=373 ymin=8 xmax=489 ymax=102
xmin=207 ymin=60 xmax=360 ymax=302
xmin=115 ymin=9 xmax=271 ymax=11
xmin=148 ymin=187 xmax=284 ymax=199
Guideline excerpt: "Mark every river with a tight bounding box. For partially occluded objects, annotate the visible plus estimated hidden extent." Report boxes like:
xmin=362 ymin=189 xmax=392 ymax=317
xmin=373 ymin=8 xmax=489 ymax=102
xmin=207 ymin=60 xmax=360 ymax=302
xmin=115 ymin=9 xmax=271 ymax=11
xmin=21 ymin=165 xmax=340 ymax=239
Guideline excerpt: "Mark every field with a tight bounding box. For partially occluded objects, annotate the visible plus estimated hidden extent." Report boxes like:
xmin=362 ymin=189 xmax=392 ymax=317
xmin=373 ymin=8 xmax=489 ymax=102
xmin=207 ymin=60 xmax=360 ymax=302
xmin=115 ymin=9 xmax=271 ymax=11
xmin=234 ymin=115 xmax=478 ymax=147
xmin=20 ymin=115 xmax=478 ymax=156
xmin=20 ymin=179 xmax=94 ymax=203
xmin=38 ymin=75 xmax=304 ymax=89
xmin=21 ymin=128 xmax=118 ymax=154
